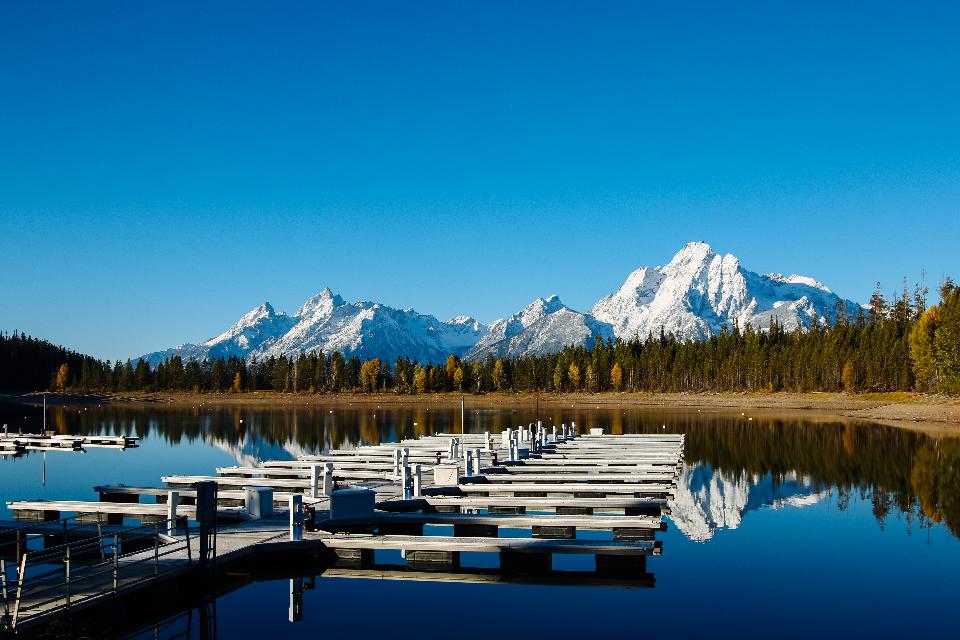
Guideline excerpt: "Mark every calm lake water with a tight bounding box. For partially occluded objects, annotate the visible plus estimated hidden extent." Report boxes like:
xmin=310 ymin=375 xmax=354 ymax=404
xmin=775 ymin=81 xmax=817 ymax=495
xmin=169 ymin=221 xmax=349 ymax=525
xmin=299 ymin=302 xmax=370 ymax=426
xmin=2 ymin=399 xmax=959 ymax=639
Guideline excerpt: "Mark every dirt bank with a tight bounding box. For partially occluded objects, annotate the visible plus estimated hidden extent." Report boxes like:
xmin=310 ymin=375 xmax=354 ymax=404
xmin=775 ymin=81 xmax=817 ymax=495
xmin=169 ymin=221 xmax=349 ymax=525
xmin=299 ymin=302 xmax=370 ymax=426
xmin=6 ymin=390 xmax=959 ymax=435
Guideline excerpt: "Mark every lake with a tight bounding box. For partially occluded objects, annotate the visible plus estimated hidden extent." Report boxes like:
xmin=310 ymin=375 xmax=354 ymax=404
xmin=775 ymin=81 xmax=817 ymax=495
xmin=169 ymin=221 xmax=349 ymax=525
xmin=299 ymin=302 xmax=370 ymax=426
xmin=2 ymin=399 xmax=959 ymax=639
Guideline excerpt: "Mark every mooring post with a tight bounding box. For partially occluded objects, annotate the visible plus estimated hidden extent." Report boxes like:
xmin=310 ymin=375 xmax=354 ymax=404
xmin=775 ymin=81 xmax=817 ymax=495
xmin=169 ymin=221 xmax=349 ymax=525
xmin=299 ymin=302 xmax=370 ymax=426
xmin=401 ymin=447 xmax=410 ymax=470
xmin=167 ymin=490 xmax=179 ymax=535
xmin=289 ymin=494 xmax=303 ymax=541
xmin=471 ymin=448 xmax=482 ymax=475
xmin=572 ymin=421 xmax=577 ymax=437
xmin=322 ymin=463 xmax=334 ymax=496
xmin=561 ymin=424 xmax=568 ymax=441
xmin=195 ymin=481 xmax=217 ymax=567
xmin=64 ymin=544 xmax=71 ymax=606
xmin=393 ymin=449 xmax=402 ymax=475
xmin=412 ymin=464 xmax=422 ymax=497
xmin=310 ymin=464 xmax=321 ymax=499
xmin=446 ymin=438 xmax=455 ymax=462
xmin=502 ymin=429 xmax=512 ymax=448
xmin=401 ymin=464 xmax=412 ymax=499
xmin=484 ymin=431 xmax=492 ymax=451
xmin=552 ymin=425 xmax=557 ymax=443
xmin=464 ymin=449 xmax=473 ymax=477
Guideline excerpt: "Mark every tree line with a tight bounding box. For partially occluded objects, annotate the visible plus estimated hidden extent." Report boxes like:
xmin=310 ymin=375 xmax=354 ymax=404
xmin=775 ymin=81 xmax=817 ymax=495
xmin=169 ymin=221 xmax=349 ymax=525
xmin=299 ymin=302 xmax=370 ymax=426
xmin=4 ymin=278 xmax=959 ymax=395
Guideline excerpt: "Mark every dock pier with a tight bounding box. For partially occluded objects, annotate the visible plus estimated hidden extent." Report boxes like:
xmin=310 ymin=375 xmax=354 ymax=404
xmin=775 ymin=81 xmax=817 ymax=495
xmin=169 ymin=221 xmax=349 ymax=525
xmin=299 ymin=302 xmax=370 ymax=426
xmin=2 ymin=426 xmax=683 ymax=633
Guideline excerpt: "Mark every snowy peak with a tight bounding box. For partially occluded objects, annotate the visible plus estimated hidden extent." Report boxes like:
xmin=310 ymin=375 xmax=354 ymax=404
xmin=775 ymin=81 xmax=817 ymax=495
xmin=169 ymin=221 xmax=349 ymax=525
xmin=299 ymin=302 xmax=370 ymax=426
xmin=593 ymin=242 xmax=860 ymax=341
xmin=199 ymin=301 xmax=294 ymax=358
xmin=465 ymin=295 xmax=612 ymax=360
xmin=296 ymin=287 xmax=346 ymax=318
xmin=663 ymin=240 xmax=718 ymax=273
xmin=520 ymin=295 xmax=566 ymax=324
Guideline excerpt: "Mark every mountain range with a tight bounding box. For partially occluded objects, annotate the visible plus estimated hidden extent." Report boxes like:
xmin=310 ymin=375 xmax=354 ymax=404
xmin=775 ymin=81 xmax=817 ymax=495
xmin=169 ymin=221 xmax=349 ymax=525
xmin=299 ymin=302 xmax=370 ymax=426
xmin=138 ymin=242 xmax=860 ymax=365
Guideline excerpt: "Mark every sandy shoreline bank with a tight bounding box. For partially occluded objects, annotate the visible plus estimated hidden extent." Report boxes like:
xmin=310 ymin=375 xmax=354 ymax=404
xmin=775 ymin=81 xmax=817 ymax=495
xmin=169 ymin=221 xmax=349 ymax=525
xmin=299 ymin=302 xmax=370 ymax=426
xmin=5 ymin=390 xmax=959 ymax=435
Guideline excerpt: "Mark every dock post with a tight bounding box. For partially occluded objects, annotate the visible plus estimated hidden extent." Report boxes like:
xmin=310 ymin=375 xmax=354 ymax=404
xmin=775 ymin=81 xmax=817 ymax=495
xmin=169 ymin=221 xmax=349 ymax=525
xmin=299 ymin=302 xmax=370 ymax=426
xmin=552 ymin=425 xmax=557 ymax=443
xmin=401 ymin=447 xmax=410 ymax=471
xmin=195 ymin=481 xmax=217 ymax=567
xmin=322 ymin=463 xmax=334 ymax=496
xmin=484 ymin=431 xmax=492 ymax=451
xmin=309 ymin=464 xmax=321 ymax=499
xmin=166 ymin=491 xmax=179 ymax=535
xmin=412 ymin=464 xmax=422 ymax=497
xmin=471 ymin=448 xmax=482 ymax=476
xmin=464 ymin=449 xmax=473 ymax=477
xmin=572 ymin=421 xmax=577 ymax=437
xmin=393 ymin=449 xmax=402 ymax=475
xmin=401 ymin=464 xmax=412 ymax=499
xmin=289 ymin=494 xmax=303 ymax=541
xmin=561 ymin=425 xmax=567 ymax=441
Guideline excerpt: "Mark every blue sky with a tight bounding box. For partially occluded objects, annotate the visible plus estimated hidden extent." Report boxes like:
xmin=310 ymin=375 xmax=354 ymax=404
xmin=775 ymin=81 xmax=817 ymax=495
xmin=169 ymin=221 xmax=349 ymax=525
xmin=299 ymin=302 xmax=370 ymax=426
xmin=1 ymin=1 xmax=958 ymax=360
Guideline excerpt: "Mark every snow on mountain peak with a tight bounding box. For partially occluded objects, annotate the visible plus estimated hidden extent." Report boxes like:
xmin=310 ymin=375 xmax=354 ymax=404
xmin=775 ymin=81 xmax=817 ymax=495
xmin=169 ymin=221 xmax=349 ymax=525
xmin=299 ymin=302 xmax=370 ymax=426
xmin=593 ymin=242 xmax=858 ymax=341
xmin=666 ymin=241 xmax=717 ymax=269
xmin=296 ymin=288 xmax=345 ymax=318
xmin=767 ymin=272 xmax=832 ymax=293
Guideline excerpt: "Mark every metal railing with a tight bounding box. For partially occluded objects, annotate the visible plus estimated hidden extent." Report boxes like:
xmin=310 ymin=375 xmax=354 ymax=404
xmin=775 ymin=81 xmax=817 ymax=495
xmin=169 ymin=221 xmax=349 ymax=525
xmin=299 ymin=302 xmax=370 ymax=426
xmin=1 ymin=516 xmax=195 ymax=631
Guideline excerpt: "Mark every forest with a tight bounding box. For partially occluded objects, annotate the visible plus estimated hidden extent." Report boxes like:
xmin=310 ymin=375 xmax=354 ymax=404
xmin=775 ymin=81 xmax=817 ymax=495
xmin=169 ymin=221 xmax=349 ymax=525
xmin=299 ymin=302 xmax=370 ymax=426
xmin=3 ymin=279 xmax=958 ymax=396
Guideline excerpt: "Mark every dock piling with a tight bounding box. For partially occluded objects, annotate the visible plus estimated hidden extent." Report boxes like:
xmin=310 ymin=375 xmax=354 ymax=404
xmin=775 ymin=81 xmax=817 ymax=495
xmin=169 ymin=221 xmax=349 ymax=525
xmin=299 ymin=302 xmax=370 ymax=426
xmin=166 ymin=491 xmax=179 ymax=535
xmin=289 ymin=494 xmax=303 ymax=541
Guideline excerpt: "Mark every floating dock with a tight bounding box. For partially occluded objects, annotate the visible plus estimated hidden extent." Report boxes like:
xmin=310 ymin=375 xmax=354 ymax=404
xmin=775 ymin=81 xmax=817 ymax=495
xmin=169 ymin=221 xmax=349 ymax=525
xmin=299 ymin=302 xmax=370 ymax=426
xmin=1 ymin=423 xmax=683 ymax=633
xmin=0 ymin=432 xmax=138 ymax=456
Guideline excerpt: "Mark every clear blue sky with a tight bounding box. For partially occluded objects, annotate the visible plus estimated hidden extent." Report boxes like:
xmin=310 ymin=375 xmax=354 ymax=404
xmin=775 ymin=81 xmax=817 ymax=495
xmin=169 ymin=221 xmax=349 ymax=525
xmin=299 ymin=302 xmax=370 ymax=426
xmin=1 ymin=1 xmax=958 ymax=361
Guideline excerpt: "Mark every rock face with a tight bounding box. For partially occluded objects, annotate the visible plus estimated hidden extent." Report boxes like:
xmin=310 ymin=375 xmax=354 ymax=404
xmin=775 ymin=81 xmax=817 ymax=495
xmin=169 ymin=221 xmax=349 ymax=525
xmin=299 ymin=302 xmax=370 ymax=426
xmin=138 ymin=242 xmax=860 ymax=365
xmin=592 ymin=241 xmax=859 ymax=341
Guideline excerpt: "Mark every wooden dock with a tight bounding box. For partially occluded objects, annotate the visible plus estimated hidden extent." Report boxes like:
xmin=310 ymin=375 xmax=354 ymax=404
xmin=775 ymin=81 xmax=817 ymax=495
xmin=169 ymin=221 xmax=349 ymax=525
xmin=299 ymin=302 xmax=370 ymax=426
xmin=2 ymin=424 xmax=683 ymax=633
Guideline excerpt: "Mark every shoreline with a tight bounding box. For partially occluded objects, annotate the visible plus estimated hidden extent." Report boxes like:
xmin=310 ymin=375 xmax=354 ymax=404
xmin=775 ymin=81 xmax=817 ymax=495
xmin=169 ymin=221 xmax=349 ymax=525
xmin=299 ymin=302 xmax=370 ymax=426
xmin=4 ymin=390 xmax=959 ymax=435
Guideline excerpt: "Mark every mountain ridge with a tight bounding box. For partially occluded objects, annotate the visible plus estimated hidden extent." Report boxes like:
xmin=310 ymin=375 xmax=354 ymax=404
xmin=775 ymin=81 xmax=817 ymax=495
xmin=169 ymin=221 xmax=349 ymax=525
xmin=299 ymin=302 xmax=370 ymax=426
xmin=138 ymin=242 xmax=861 ymax=365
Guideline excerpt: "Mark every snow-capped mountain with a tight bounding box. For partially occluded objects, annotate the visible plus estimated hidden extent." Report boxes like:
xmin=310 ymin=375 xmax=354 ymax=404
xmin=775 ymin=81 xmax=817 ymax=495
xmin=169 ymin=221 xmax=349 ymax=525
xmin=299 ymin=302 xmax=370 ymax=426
xmin=668 ymin=464 xmax=827 ymax=542
xmin=138 ymin=242 xmax=861 ymax=365
xmin=139 ymin=288 xmax=488 ymax=366
xmin=464 ymin=296 xmax=613 ymax=360
xmin=592 ymin=241 xmax=859 ymax=341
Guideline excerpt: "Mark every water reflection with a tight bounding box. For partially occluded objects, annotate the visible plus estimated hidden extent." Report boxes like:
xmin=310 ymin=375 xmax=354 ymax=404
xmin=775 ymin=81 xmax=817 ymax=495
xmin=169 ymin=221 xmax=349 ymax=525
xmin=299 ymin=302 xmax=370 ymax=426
xmin=3 ymin=401 xmax=959 ymax=540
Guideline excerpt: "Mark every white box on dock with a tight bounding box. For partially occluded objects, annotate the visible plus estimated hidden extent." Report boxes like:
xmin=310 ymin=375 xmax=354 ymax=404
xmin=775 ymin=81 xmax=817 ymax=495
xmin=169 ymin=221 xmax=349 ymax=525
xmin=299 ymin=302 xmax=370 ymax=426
xmin=434 ymin=464 xmax=460 ymax=486
xmin=244 ymin=486 xmax=274 ymax=519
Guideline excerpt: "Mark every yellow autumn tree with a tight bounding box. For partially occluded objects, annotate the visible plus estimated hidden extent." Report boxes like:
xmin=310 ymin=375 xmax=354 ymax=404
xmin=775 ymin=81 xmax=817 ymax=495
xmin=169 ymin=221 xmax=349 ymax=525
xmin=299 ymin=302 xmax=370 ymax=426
xmin=841 ymin=360 xmax=855 ymax=393
xmin=568 ymin=363 xmax=581 ymax=390
xmin=413 ymin=365 xmax=427 ymax=394
xmin=232 ymin=372 xmax=243 ymax=393
xmin=359 ymin=358 xmax=382 ymax=393
xmin=55 ymin=363 xmax=69 ymax=391
xmin=611 ymin=362 xmax=623 ymax=391
xmin=453 ymin=366 xmax=464 ymax=391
